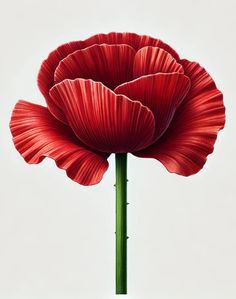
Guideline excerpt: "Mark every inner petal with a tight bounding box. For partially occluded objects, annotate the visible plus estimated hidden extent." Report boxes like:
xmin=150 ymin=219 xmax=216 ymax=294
xmin=49 ymin=79 xmax=156 ymax=153
xmin=115 ymin=73 xmax=190 ymax=141
xmin=133 ymin=46 xmax=184 ymax=79
xmin=54 ymin=44 xmax=136 ymax=90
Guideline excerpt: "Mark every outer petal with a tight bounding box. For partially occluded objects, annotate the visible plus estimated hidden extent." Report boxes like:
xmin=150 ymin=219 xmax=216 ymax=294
xmin=49 ymin=79 xmax=155 ymax=153
xmin=133 ymin=46 xmax=184 ymax=79
xmin=38 ymin=41 xmax=85 ymax=124
xmin=133 ymin=61 xmax=225 ymax=176
xmin=54 ymin=44 xmax=135 ymax=90
xmin=115 ymin=73 xmax=190 ymax=140
xmin=180 ymin=59 xmax=217 ymax=99
xmin=84 ymin=32 xmax=179 ymax=59
xmin=37 ymin=32 xmax=179 ymax=122
xmin=10 ymin=100 xmax=109 ymax=185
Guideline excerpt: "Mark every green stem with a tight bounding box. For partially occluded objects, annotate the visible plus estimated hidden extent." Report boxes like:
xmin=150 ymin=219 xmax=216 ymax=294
xmin=115 ymin=153 xmax=127 ymax=294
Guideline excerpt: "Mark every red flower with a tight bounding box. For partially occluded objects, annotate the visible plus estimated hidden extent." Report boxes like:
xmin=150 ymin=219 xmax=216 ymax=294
xmin=10 ymin=32 xmax=225 ymax=185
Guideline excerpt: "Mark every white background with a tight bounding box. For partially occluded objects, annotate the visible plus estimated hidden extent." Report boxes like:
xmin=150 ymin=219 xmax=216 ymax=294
xmin=0 ymin=0 xmax=235 ymax=298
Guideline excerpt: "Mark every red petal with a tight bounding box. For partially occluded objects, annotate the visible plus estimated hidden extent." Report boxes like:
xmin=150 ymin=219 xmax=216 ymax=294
xmin=115 ymin=73 xmax=190 ymax=140
xmin=49 ymin=79 xmax=155 ymax=153
xmin=133 ymin=61 xmax=225 ymax=176
xmin=38 ymin=41 xmax=85 ymax=124
xmin=85 ymin=32 xmax=179 ymax=59
xmin=181 ymin=59 xmax=216 ymax=99
xmin=10 ymin=101 xmax=109 ymax=185
xmin=54 ymin=44 xmax=135 ymax=90
xmin=133 ymin=46 xmax=184 ymax=79
xmin=37 ymin=33 xmax=179 ymax=122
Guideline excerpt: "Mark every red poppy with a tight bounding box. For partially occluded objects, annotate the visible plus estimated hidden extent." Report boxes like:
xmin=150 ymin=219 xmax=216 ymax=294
xmin=10 ymin=32 xmax=225 ymax=185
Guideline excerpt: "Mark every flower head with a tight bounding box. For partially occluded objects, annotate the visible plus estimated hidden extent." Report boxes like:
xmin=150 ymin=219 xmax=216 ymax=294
xmin=10 ymin=32 xmax=225 ymax=185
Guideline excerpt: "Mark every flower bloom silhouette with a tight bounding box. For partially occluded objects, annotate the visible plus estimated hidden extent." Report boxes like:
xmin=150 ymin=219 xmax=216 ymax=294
xmin=10 ymin=32 xmax=226 ymax=294
xmin=10 ymin=32 xmax=225 ymax=185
